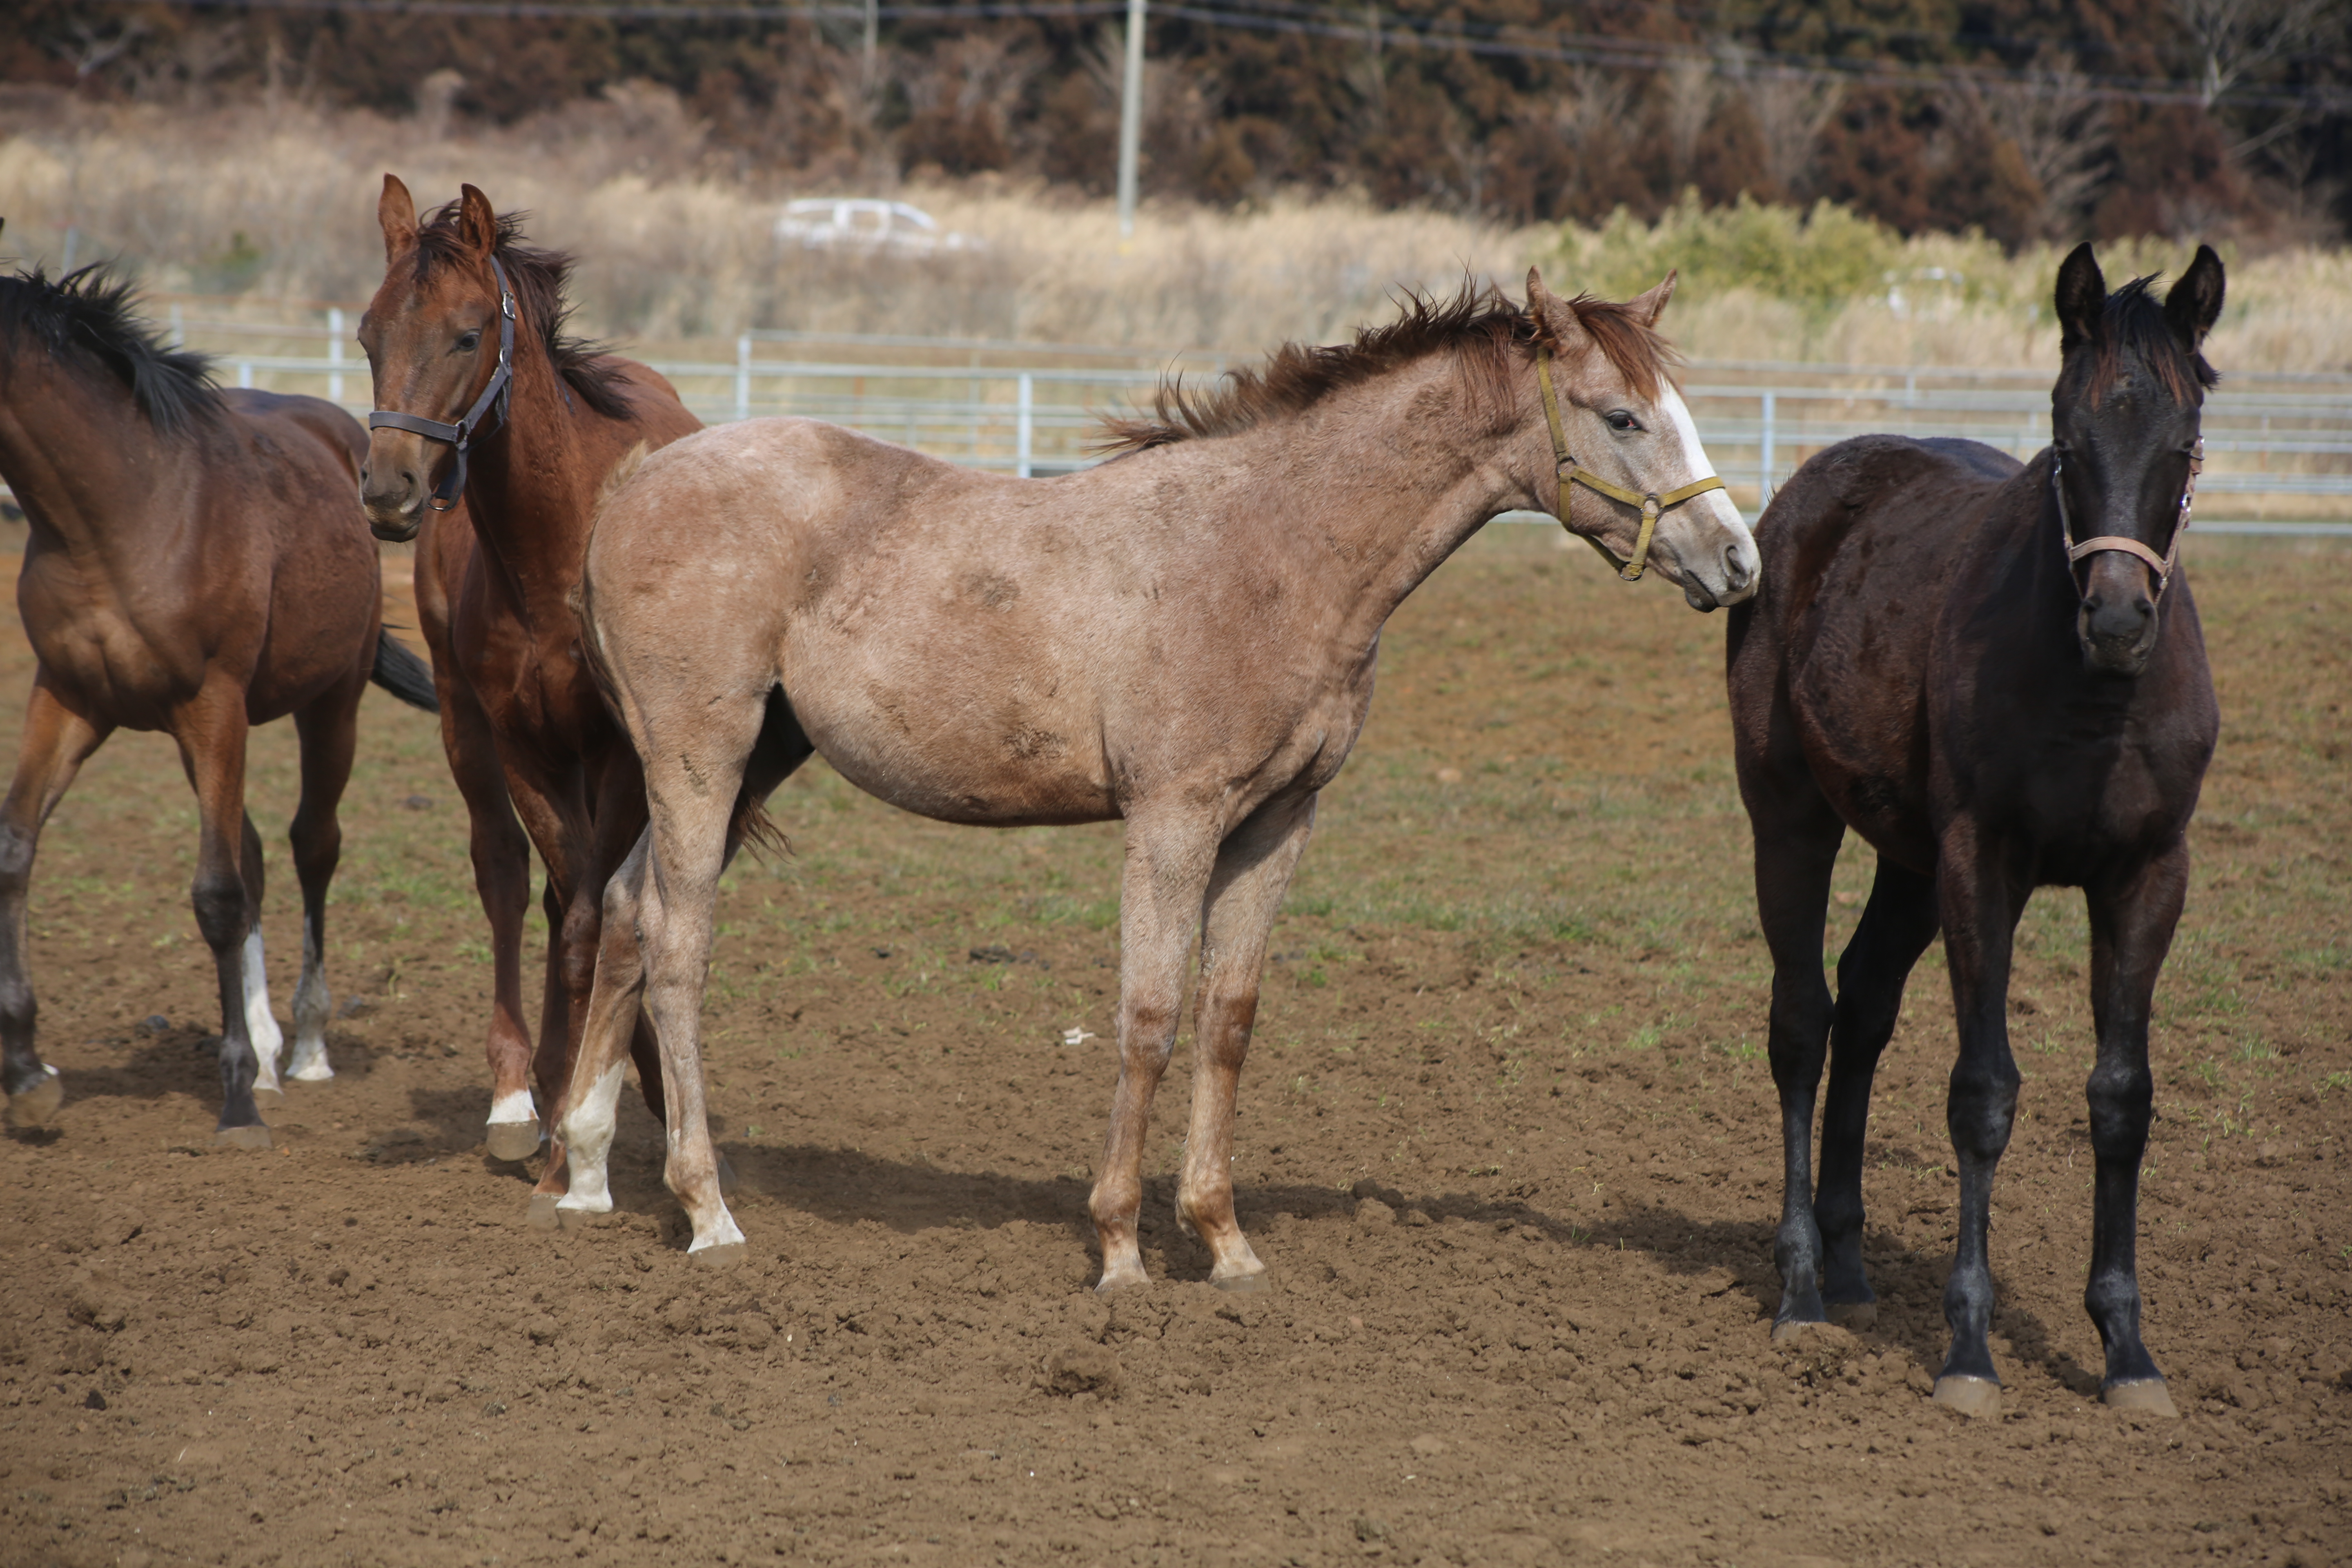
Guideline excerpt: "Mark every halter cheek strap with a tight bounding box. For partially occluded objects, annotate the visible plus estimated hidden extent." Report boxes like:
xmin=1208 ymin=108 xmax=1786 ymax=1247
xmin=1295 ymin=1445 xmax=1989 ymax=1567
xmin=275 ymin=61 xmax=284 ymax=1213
xmin=367 ymin=254 xmax=517 ymax=512
xmin=2054 ymin=437 xmax=2201 ymax=595
xmin=1536 ymin=347 xmax=1726 ymax=582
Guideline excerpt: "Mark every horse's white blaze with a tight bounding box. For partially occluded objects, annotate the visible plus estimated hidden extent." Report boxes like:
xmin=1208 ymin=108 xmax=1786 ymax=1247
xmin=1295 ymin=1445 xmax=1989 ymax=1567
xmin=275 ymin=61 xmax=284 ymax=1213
xmin=1654 ymin=383 xmax=1759 ymax=593
xmin=552 ymin=1061 xmax=624 ymax=1214
xmin=241 ymin=929 xmax=284 ymax=1089
xmin=287 ymin=924 xmax=333 ymax=1082
xmin=489 ymin=1087 xmax=539 ymax=1127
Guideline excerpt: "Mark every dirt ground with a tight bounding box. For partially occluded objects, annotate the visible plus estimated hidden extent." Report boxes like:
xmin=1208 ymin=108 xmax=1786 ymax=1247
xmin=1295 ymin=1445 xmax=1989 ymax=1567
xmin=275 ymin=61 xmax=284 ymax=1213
xmin=0 ymin=527 xmax=2346 ymax=1568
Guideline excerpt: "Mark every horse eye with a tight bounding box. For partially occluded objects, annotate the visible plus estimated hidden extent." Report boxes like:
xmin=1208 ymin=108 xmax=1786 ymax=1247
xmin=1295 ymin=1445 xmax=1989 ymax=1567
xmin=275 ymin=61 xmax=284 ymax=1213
xmin=1605 ymin=410 xmax=1642 ymax=432
xmin=456 ymin=331 xmax=482 ymax=352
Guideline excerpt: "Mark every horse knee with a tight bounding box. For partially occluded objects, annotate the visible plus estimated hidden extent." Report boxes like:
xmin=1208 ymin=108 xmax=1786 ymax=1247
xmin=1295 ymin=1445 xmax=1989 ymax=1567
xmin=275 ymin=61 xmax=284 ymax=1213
xmin=2085 ymin=1062 xmax=2153 ymax=1156
xmin=190 ymin=870 xmax=249 ymax=951
xmin=1945 ymin=1064 xmax=2020 ymax=1160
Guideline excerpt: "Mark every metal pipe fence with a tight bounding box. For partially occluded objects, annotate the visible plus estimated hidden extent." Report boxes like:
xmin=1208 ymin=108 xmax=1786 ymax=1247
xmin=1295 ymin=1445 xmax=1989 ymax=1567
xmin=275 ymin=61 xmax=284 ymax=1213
xmin=145 ymin=310 xmax=2352 ymax=528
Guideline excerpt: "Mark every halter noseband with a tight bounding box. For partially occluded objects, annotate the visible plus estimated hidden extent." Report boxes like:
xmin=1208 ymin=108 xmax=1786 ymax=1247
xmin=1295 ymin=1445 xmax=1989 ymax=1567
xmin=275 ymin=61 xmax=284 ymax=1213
xmin=2052 ymin=437 xmax=2200 ymax=597
xmin=367 ymin=254 xmax=517 ymax=512
xmin=1535 ymin=346 xmax=1726 ymax=582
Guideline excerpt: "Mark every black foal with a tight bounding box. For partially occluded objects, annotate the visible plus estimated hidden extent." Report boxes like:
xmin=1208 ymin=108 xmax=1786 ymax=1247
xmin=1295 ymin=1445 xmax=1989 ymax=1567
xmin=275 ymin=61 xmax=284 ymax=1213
xmin=1724 ymin=243 xmax=2225 ymax=1417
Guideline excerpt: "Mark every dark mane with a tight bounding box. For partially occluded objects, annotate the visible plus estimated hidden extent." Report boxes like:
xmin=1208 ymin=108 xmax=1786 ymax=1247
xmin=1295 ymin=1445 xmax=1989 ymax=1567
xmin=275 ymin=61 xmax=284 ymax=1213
xmin=0 ymin=263 xmax=220 ymax=435
xmin=1099 ymin=283 xmax=1675 ymax=453
xmin=413 ymin=203 xmax=634 ymax=421
xmin=2078 ymin=274 xmax=2219 ymax=405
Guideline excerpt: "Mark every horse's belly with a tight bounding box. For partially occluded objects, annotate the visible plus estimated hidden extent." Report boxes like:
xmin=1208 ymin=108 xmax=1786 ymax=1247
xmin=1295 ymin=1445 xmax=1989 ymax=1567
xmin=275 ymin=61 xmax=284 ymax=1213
xmin=800 ymin=704 xmax=1115 ymax=827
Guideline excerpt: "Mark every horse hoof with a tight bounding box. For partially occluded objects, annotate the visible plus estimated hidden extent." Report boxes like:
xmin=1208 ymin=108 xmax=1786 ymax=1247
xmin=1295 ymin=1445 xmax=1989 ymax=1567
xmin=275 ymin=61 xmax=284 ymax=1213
xmin=2104 ymin=1379 xmax=2178 ymax=1418
xmin=7 ymin=1067 xmax=63 ymax=1128
xmin=252 ymin=1085 xmax=285 ymax=1109
xmin=716 ymin=1154 xmax=740 ymax=1197
xmin=485 ymin=1119 xmax=543 ymax=1163
xmin=288 ymin=1064 xmax=334 ymax=1085
xmin=1932 ymin=1375 xmax=2001 ymax=1418
xmin=526 ymin=1192 xmax=562 ymax=1231
xmin=1826 ymin=1301 xmax=1879 ymax=1330
xmin=214 ymin=1123 xmax=273 ymax=1152
xmin=1210 ymin=1269 xmax=1270 ymax=1295
xmin=689 ymin=1241 xmax=747 ymax=1270
xmin=1094 ymin=1269 xmax=1152 ymax=1295
xmin=557 ymin=1205 xmax=610 ymax=1233
xmin=1770 ymin=1316 xmax=1832 ymax=1343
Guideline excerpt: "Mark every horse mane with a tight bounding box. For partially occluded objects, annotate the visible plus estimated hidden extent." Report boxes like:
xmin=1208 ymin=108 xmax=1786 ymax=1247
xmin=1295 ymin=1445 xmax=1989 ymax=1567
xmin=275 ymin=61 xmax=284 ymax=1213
xmin=0 ymin=263 xmax=220 ymax=436
xmin=2080 ymin=274 xmax=2219 ymax=405
xmin=412 ymin=202 xmax=635 ymax=421
xmin=1097 ymin=283 xmax=1675 ymax=453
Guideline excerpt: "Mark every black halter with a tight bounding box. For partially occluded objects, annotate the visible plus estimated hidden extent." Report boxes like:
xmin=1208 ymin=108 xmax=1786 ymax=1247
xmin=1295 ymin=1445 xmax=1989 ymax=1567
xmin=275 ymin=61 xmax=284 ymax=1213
xmin=368 ymin=254 xmax=517 ymax=512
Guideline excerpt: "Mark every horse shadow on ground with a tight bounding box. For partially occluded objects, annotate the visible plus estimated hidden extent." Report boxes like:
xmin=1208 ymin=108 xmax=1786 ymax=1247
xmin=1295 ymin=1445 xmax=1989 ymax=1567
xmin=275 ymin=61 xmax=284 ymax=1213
xmin=648 ymin=1138 xmax=2094 ymax=1390
xmin=34 ymin=1023 xmax=387 ymax=1108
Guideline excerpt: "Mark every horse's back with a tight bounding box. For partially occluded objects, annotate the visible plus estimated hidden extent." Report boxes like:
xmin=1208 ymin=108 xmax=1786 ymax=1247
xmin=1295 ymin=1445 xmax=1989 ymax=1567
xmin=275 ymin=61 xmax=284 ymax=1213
xmin=1728 ymin=434 xmax=2026 ymax=869
xmin=220 ymin=388 xmax=370 ymax=479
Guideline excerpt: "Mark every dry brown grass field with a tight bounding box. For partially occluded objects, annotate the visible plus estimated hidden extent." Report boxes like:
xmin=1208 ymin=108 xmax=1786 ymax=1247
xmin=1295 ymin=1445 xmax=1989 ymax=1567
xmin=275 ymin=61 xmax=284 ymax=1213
xmin=4 ymin=93 xmax=2352 ymax=372
xmin=0 ymin=530 xmax=2344 ymax=1566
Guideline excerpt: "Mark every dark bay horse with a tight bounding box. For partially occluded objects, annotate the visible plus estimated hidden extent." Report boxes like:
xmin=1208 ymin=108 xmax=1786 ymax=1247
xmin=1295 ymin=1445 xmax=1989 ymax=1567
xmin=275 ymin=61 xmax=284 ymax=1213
xmin=0 ymin=251 xmax=436 ymax=1145
xmin=554 ymin=271 xmax=1759 ymax=1276
xmin=358 ymin=178 xmax=701 ymax=1204
xmin=1727 ymin=244 xmax=2225 ymax=1418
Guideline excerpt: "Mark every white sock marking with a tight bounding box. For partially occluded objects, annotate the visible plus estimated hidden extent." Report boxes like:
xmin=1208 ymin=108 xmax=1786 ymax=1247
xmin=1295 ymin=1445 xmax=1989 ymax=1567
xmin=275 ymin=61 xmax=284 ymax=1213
xmin=287 ymin=924 xmax=333 ymax=1082
xmin=242 ymin=929 xmax=284 ymax=1090
xmin=489 ymin=1088 xmax=539 ymax=1127
xmin=554 ymin=1062 xmax=625 ymax=1214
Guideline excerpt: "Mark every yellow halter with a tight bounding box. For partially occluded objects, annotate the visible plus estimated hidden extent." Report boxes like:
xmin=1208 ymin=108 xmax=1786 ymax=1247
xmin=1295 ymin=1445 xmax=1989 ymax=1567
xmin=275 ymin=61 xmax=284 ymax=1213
xmin=1536 ymin=347 xmax=1727 ymax=582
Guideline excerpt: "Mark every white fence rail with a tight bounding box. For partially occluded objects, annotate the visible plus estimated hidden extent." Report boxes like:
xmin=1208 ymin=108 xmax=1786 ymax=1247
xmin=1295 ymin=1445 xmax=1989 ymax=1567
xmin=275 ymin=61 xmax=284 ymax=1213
xmin=140 ymin=312 xmax=2352 ymax=527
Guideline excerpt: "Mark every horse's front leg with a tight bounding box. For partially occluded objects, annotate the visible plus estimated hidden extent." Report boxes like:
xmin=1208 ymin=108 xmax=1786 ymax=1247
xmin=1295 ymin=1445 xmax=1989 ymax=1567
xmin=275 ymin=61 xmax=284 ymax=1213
xmin=1932 ymin=820 xmax=2029 ymax=1416
xmin=1090 ymin=809 xmax=1220 ymax=1292
xmin=2082 ymin=842 xmax=2190 ymax=1417
xmin=1176 ymin=793 xmax=1317 ymax=1292
xmin=0 ymin=679 xmax=111 ymax=1127
xmin=174 ymin=684 xmax=271 ymax=1147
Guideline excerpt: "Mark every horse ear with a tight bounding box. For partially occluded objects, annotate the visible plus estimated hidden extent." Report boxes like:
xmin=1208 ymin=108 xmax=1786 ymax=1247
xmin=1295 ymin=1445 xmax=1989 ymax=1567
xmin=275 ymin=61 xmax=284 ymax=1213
xmin=2165 ymin=244 xmax=2226 ymax=350
xmin=456 ymin=183 xmax=499 ymax=258
xmin=1525 ymin=267 xmax=1591 ymax=353
xmin=378 ymin=174 xmax=418 ymax=263
xmin=2055 ymin=243 xmax=2105 ymax=352
xmin=1626 ymin=270 xmax=1677 ymax=326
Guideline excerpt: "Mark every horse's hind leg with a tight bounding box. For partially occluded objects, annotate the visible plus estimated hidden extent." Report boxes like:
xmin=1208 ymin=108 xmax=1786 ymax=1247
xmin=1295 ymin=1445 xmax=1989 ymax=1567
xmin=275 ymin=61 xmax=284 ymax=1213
xmin=1812 ymin=858 xmax=1939 ymax=1323
xmin=2081 ymin=844 xmax=2189 ymax=1417
xmin=553 ymin=826 xmax=650 ymax=1229
xmin=1090 ymin=808 xmax=1223 ymax=1293
xmin=283 ymin=680 xmax=364 ymax=1085
xmin=1174 ymin=793 xmax=1317 ymax=1292
xmin=174 ymin=683 xmax=271 ymax=1147
xmin=0 ymin=680 xmax=111 ymax=1127
xmin=1742 ymin=765 xmax=1845 ymax=1338
xmin=233 ymin=809 xmax=288 ymax=1104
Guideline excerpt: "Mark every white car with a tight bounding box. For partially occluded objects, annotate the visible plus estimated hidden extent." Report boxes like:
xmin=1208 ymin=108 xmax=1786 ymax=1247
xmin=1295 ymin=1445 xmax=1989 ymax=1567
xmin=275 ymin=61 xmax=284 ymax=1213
xmin=773 ymin=199 xmax=978 ymax=256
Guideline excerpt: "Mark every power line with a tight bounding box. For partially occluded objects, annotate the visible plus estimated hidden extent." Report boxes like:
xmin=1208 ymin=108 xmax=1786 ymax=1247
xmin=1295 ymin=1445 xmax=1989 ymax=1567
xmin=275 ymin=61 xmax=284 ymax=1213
xmin=76 ymin=0 xmax=2349 ymax=111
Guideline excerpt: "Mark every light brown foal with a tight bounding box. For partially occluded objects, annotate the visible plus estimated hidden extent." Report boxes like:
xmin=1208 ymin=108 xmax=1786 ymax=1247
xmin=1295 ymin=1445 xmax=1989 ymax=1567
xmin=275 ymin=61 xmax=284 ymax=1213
xmin=555 ymin=271 xmax=1758 ymax=1285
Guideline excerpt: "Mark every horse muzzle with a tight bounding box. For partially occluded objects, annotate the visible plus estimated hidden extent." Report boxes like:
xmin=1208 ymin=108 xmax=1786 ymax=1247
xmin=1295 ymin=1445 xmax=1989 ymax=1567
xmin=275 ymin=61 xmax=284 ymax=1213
xmin=359 ymin=441 xmax=430 ymax=542
xmin=2075 ymin=552 xmax=2160 ymax=675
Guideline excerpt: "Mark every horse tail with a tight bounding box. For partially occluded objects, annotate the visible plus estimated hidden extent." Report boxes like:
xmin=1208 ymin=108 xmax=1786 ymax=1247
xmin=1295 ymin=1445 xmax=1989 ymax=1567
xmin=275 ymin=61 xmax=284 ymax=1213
xmin=731 ymin=793 xmax=791 ymax=864
xmin=370 ymin=630 xmax=440 ymax=713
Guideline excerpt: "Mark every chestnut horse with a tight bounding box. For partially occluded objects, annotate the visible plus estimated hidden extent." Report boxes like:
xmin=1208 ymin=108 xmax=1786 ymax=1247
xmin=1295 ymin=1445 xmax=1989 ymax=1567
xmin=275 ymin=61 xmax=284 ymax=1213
xmin=1727 ymin=245 xmax=2224 ymax=1418
xmin=0 ymin=253 xmax=436 ymax=1144
xmin=358 ymin=179 xmax=699 ymax=1205
xmin=554 ymin=270 xmax=1759 ymax=1279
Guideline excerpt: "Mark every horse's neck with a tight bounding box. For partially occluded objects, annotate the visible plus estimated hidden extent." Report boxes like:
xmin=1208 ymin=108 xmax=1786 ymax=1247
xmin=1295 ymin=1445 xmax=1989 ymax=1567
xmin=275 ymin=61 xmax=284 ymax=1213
xmin=459 ymin=349 xmax=601 ymax=618
xmin=0 ymin=360 xmax=193 ymax=560
xmin=1239 ymin=365 xmax=1531 ymax=631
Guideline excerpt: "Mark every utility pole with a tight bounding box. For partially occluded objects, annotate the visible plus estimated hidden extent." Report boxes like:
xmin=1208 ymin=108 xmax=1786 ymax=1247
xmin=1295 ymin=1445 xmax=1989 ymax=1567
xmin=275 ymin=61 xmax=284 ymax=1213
xmin=1116 ymin=0 xmax=1146 ymax=239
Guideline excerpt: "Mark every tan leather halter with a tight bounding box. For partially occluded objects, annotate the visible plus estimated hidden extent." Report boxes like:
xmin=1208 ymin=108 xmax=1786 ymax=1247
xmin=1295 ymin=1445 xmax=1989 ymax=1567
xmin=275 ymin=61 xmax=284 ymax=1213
xmin=1535 ymin=347 xmax=1727 ymax=582
xmin=2055 ymin=437 xmax=2201 ymax=595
